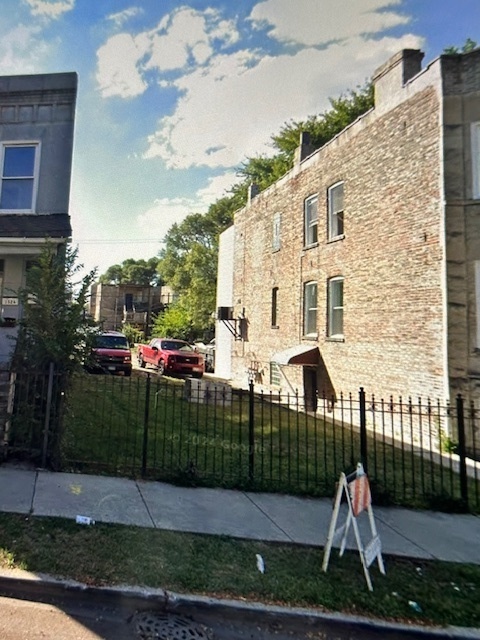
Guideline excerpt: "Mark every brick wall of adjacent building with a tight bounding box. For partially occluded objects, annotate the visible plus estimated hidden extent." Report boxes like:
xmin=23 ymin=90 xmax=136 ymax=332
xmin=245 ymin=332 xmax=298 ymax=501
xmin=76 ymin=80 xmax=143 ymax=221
xmin=230 ymin=50 xmax=448 ymax=403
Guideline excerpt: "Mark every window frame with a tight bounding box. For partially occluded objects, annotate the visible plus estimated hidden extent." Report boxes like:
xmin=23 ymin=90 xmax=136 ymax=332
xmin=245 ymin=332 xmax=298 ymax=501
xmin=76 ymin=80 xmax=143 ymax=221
xmin=270 ymin=361 xmax=281 ymax=387
xmin=304 ymin=194 xmax=318 ymax=247
xmin=303 ymin=280 xmax=318 ymax=338
xmin=0 ymin=142 xmax=40 ymax=213
xmin=472 ymin=123 xmax=480 ymax=200
xmin=328 ymin=276 xmax=344 ymax=338
xmin=271 ymin=286 xmax=279 ymax=328
xmin=328 ymin=181 xmax=344 ymax=240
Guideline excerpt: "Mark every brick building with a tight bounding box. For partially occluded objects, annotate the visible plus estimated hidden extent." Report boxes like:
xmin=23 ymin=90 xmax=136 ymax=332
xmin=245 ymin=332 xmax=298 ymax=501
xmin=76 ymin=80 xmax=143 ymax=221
xmin=89 ymin=282 xmax=175 ymax=336
xmin=216 ymin=48 xmax=480 ymax=427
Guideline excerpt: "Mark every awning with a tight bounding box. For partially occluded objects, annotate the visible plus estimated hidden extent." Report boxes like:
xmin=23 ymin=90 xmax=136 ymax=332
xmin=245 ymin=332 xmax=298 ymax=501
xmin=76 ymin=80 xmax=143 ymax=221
xmin=271 ymin=344 xmax=319 ymax=366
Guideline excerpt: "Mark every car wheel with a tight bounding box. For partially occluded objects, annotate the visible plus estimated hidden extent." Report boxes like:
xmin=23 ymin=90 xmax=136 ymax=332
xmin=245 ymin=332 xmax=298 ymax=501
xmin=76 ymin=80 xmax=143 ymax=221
xmin=125 ymin=369 xmax=132 ymax=377
xmin=158 ymin=359 xmax=165 ymax=375
xmin=138 ymin=355 xmax=146 ymax=368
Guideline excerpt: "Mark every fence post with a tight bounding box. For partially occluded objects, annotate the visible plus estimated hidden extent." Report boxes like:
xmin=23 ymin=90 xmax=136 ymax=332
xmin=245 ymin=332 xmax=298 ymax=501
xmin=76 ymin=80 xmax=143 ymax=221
xmin=248 ymin=379 xmax=255 ymax=483
xmin=141 ymin=373 xmax=151 ymax=478
xmin=456 ymin=394 xmax=469 ymax=509
xmin=359 ymin=387 xmax=368 ymax=474
xmin=41 ymin=362 xmax=55 ymax=468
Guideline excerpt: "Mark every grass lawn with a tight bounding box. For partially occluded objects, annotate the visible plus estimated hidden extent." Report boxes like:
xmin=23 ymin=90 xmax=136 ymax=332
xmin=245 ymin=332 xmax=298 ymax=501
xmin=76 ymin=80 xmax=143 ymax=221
xmin=59 ymin=372 xmax=480 ymax=512
xmin=0 ymin=512 xmax=478 ymax=629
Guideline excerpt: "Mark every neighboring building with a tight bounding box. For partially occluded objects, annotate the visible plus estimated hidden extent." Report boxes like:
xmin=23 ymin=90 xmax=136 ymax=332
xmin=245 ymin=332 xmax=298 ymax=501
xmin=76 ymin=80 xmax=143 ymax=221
xmin=216 ymin=48 xmax=480 ymax=445
xmin=89 ymin=282 xmax=175 ymax=335
xmin=0 ymin=72 xmax=77 ymax=364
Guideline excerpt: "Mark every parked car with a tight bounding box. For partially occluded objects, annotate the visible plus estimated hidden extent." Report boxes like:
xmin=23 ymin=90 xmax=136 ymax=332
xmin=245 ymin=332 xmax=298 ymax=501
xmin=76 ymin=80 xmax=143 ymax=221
xmin=193 ymin=339 xmax=215 ymax=372
xmin=137 ymin=338 xmax=204 ymax=378
xmin=86 ymin=331 xmax=132 ymax=376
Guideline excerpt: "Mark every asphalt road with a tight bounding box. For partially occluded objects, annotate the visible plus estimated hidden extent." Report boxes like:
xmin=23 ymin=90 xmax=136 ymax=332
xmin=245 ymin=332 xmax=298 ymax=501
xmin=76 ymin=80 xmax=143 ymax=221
xmin=0 ymin=590 xmax=474 ymax=640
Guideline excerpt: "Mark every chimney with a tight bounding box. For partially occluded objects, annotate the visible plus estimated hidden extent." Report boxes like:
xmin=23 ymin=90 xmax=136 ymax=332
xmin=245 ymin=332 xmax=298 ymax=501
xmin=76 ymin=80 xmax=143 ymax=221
xmin=372 ymin=49 xmax=424 ymax=108
xmin=294 ymin=131 xmax=315 ymax=165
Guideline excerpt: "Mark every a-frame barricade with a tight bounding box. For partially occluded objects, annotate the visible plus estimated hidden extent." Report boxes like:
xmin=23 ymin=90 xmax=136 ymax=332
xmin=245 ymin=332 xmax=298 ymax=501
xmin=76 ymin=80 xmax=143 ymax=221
xmin=322 ymin=462 xmax=385 ymax=591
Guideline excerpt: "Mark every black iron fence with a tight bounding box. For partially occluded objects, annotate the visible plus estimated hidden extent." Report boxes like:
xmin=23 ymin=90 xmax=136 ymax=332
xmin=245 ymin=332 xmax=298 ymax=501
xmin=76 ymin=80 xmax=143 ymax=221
xmin=1 ymin=367 xmax=479 ymax=512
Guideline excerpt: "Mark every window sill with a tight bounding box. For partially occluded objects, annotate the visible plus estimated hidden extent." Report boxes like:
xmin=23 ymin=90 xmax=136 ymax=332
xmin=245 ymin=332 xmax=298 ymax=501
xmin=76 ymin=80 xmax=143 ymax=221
xmin=326 ymin=335 xmax=344 ymax=342
xmin=271 ymin=325 xmax=279 ymax=330
xmin=302 ymin=334 xmax=318 ymax=341
xmin=303 ymin=242 xmax=319 ymax=250
xmin=0 ymin=209 xmax=35 ymax=214
xmin=327 ymin=234 xmax=345 ymax=244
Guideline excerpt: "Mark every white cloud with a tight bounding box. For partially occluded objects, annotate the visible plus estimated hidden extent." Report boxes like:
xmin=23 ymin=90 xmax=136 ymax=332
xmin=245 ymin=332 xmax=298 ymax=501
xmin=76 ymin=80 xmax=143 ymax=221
xmin=137 ymin=196 xmax=202 ymax=240
xmin=96 ymin=33 xmax=147 ymax=98
xmin=24 ymin=0 xmax=74 ymax=20
xmin=137 ymin=173 xmax=238 ymax=239
xmin=107 ymin=6 xmax=143 ymax=28
xmin=0 ymin=24 xmax=50 ymax=74
xmin=144 ymin=32 xmax=423 ymax=169
xmin=96 ymin=6 xmax=239 ymax=96
xmin=249 ymin=0 xmax=409 ymax=45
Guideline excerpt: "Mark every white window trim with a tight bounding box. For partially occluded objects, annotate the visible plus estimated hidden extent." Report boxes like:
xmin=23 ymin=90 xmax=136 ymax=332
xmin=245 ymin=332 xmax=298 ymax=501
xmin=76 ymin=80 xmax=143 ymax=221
xmin=303 ymin=280 xmax=318 ymax=337
xmin=328 ymin=181 xmax=344 ymax=240
xmin=0 ymin=141 xmax=41 ymax=213
xmin=472 ymin=123 xmax=480 ymax=200
xmin=328 ymin=276 xmax=344 ymax=338
xmin=304 ymin=194 xmax=318 ymax=247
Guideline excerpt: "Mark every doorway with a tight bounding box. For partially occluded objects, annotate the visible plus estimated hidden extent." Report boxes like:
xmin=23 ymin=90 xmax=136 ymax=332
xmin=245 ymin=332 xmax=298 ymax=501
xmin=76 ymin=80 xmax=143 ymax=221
xmin=303 ymin=367 xmax=318 ymax=412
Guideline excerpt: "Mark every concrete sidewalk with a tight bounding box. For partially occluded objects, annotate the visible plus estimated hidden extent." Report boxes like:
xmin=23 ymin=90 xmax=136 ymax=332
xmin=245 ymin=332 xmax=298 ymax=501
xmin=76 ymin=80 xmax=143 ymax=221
xmin=0 ymin=466 xmax=479 ymax=564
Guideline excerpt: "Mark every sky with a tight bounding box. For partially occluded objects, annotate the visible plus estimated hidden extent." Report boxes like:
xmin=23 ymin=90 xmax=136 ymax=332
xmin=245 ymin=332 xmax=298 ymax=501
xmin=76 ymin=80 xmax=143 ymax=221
xmin=0 ymin=0 xmax=479 ymax=279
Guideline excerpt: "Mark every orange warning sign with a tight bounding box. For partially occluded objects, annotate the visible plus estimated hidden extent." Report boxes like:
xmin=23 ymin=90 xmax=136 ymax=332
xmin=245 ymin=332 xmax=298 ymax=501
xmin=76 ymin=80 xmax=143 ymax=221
xmin=348 ymin=473 xmax=371 ymax=516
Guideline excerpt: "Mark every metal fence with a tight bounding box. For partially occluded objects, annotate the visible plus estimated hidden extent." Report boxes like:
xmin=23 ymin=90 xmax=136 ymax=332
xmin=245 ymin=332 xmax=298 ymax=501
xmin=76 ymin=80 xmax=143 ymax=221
xmin=1 ymin=367 xmax=479 ymax=512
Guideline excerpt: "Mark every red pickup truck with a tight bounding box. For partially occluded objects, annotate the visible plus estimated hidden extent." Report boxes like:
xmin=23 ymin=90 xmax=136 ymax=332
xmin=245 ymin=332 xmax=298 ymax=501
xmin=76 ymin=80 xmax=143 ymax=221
xmin=137 ymin=338 xmax=204 ymax=378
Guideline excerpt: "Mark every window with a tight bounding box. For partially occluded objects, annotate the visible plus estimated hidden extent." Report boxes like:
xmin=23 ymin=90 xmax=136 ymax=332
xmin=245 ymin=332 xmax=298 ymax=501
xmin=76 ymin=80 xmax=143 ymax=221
xmin=304 ymin=195 xmax=318 ymax=246
xmin=472 ymin=123 xmax=480 ymax=199
xmin=0 ymin=144 xmax=38 ymax=211
xmin=328 ymin=182 xmax=344 ymax=239
xmin=272 ymin=212 xmax=281 ymax=251
xmin=270 ymin=362 xmax=281 ymax=387
xmin=303 ymin=281 xmax=317 ymax=337
xmin=328 ymin=277 xmax=344 ymax=337
xmin=271 ymin=287 xmax=279 ymax=327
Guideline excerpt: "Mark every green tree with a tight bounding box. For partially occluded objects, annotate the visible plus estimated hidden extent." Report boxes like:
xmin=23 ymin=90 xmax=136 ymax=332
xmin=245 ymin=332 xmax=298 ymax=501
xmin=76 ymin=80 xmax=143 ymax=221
xmin=151 ymin=301 xmax=195 ymax=342
xmin=443 ymin=38 xmax=477 ymax=54
xmin=99 ymin=257 xmax=161 ymax=286
xmin=236 ymin=83 xmax=374 ymax=191
xmin=16 ymin=243 xmax=96 ymax=372
xmin=13 ymin=243 xmax=96 ymax=466
xmin=157 ymin=200 xmax=235 ymax=338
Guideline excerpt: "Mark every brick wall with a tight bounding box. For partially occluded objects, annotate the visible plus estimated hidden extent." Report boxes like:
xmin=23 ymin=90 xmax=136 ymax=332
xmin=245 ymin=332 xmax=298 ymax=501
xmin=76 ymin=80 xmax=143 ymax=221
xmin=231 ymin=68 xmax=446 ymax=402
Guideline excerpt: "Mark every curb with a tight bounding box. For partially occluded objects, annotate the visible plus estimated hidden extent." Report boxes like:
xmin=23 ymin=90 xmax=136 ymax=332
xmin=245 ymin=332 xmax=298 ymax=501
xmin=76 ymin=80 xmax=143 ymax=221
xmin=0 ymin=569 xmax=478 ymax=639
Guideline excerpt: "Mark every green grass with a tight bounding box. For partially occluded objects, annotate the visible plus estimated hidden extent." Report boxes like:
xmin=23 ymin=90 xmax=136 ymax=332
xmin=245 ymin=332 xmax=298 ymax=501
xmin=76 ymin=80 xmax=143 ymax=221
xmin=0 ymin=512 xmax=478 ymax=629
xmin=57 ymin=371 xmax=480 ymax=512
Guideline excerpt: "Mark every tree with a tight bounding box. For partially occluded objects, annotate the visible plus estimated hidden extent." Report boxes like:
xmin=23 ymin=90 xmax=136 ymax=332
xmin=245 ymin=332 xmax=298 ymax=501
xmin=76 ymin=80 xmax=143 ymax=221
xmin=157 ymin=200 xmax=235 ymax=338
xmin=236 ymin=83 xmax=374 ymax=192
xmin=13 ymin=243 xmax=97 ymax=466
xmin=151 ymin=301 xmax=195 ymax=342
xmin=99 ymin=257 xmax=161 ymax=286
xmin=16 ymin=243 xmax=96 ymax=372
xmin=443 ymin=38 xmax=477 ymax=55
